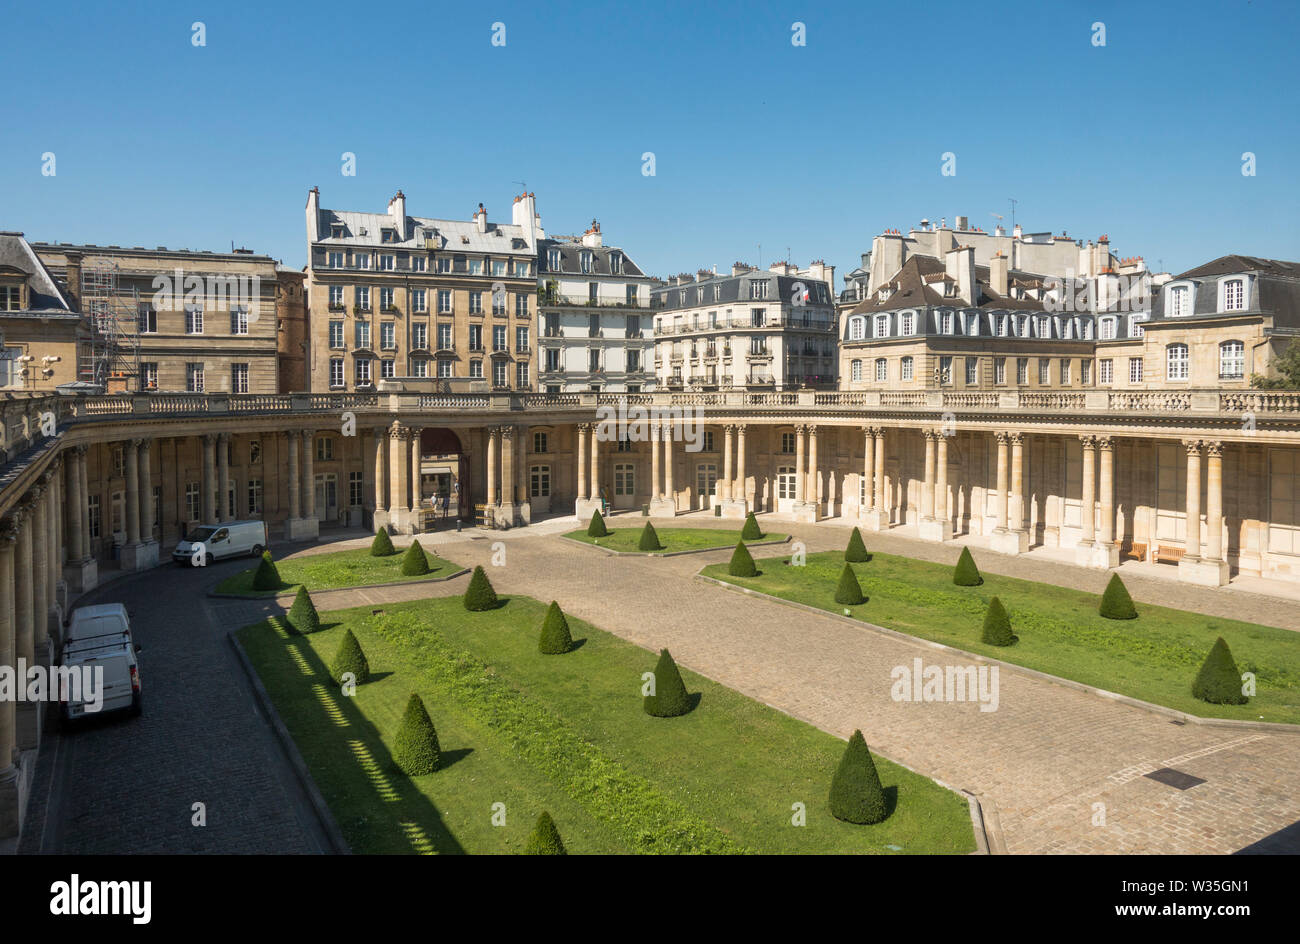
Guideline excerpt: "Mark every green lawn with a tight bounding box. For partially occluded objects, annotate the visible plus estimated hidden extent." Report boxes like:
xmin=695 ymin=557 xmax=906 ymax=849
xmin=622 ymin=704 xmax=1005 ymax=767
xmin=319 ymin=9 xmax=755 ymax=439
xmin=702 ymin=550 xmax=1300 ymax=725
xmin=564 ymin=525 xmax=788 ymax=554
xmin=216 ymin=546 xmax=466 ymax=597
xmin=237 ymin=596 xmax=975 ymax=854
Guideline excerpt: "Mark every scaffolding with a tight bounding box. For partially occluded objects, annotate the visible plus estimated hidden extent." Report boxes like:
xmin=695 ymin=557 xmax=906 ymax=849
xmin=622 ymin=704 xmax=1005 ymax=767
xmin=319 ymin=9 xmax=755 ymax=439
xmin=79 ymin=259 xmax=140 ymax=390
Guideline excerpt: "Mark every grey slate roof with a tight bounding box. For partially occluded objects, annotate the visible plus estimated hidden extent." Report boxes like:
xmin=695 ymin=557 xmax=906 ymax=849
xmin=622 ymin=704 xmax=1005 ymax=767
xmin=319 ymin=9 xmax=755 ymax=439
xmin=1151 ymin=255 xmax=1300 ymax=328
xmin=0 ymin=232 xmax=72 ymax=311
xmin=538 ymin=238 xmax=647 ymax=278
xmin=315 ymin=209 xmax=532 ymax=255
xmin=651 ymin=270 xmax=833 ymax=310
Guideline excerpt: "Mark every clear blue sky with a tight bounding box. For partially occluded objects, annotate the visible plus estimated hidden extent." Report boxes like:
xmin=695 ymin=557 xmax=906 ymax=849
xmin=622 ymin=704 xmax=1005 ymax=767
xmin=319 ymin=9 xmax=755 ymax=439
xmin=4 ymin=0 xmax=1298 ymax=284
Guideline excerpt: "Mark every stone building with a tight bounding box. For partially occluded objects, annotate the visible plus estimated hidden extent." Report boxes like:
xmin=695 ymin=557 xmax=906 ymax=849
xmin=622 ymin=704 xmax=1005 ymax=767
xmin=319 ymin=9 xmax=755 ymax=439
xmin=275 ymin=266 xmax=309 ymax=392
xmin=0 ymin=233 xmax=84 ymax=392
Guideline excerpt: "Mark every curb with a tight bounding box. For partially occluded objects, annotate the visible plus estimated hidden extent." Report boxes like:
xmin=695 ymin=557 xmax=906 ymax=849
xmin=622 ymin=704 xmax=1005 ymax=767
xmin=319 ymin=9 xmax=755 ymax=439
xmin=208 ymin=567 xmax=471 ymax=600
xmin=560 ymin=532 xmax=792 ymax=558
xmin=228 ymin=627 xmax=351 ymax=855
xmin=694 ymin=573 xmax=1300 ymax=735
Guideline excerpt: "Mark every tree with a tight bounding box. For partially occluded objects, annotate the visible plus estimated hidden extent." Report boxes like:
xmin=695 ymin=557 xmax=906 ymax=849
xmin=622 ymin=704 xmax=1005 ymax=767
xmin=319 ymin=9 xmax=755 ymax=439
xmin=400 ymin=539 xmax=430 ymax=576
xmin=287 ymin=585 xmax=320 ymax=635
xmin=643 ymin=648 xmax=691 ymax=717
xmin=331 ymin=628 xmax=370 ymax=685
xmin=1099 ymin=573 xmax=1138 ymax=620
xmin=741 ymin=512 xmax=763 ymax=541
xmin=981 ymin=596 xmax=1017 ymax=646
xmin=844 ymin=527 xmax=870 ymax=563
xmin=538 ymin=601 xmax=573 ymax=655
xmin=1250 ymin=338 xmax=1300 ymax=389
xmin=1192 ymin=637 xmax=1249 ymax=705
xmin=728 ymin=540 xmax=757 ymax=577
xmin=251 ymin=551 xmax=281 ymax=591
xmin=953 ymin=546 xmax=983 ymax=586
xmin=392 ymin=693 xmax=441 ymax=775
xmin=524 ymin=812 xmax=567 ymax=855
xmin=463 ymin=565 xmax=499 ymax=611
xmin=638 ymin=521 xmax=663 ymax=552
xmin=834 ymin=563 xmax=866 ymax=606
xmin=370 ymin=529 xmax=396 ymax=557
xmin=829 ymin=730 xmax=887 ymax=825
xmin=587 ymin=509 xmax=609 ymax=537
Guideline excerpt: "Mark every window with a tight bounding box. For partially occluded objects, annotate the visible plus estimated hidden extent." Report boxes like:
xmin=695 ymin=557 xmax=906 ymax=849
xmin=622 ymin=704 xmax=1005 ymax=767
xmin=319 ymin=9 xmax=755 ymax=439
xmin=1129 ymin=357 xmax=1143 ymax=383
xmin=329 ymin=357 xmax=344 ymax=387
xmin=938 ymin=356 xmax=951 ymax=385
xmin=469 ymin=324 xmax=483 ymax=351
xmin=185 ymin=306 xmax=203 ymax=334
xmin=1016 ymin=358 xmax=1028 ymax=385
xmin=530 ymin=465 xmax=551 ymax=498
xmin=939 ymin=311 xmax=952 ymax=334
xmin=902 ymin=311 xmax=916 ymax=336
xmin=533 ymin=432 xmax=548 ymax=453
xmin=411 ymin=357 xmax=428 ymax=378
xmin=966 ymin=312 xmax=980 ymax=335
xmin=1100 ymin=359 xmax=1114 ymax=384
xmin=248 ymin=479 xmax=263 ymax=516
xmin=436 ymin=256 xmax=451 ymax=273
xmin=849 ymin=317 xmax=865 ymax=341
xmin=470 ymin=359 xmax=483 ymax=379
xmin=381 ymin=359 xmax=395 ymax=379
xmin=589 ymin=348 xmax=601 ymax=372
xmin=515 ymin=293 xmax=528 ymax=317
xmin=547 ymin=248 xmax=561 ymax=271
xmin=850 ymin=359 xmax=862 ymax=382
xmin=469 ymin=292 xmax=483 ymax=315
xmin=493 ymin=325 xmax=507 ymax=351
xmin=614 ymin=462 xmax=635 ymax=496
xmin=229 ymin=307 xmax=248 ymax=335
xmin=379 ymin=254 xmax=395 ymax=271
xmin=249 ymin=440 xmax=262 ymax=464
xmin=379 ymin=287 xmax=394 ymax=310
xmin=545 ymin=348 xmax=560 ymax=372
xmin=492 ymin=290 xmax=507 ymax=316
xmin=1220 ymin=340 xmax=1244 ymax=379
xmin=749 ymin=280 xmax=768 ymax=299
xmin=328 ymin=285 xmax=344 ymax=309
xmin=516 ymin=326 xmax=529 ymax=352
xmin=438 ymin=289 xmax=452 ymax=313
xmin=329 ymin=321 xmax=344 ymax=348
xmin=355 ymin=253 xmax=371 ymax=270
xmin=1168 ymin=284 xmax=1191 ymax=317
xmin=1166 ymin=343 xmax=1189 ymax=381
xmin=627 ymin=349 xmax=640 ymax=371
xmin=874 ymin=314 xmax=889 ymax=338
xmin=328 ymin=251 xmax=344 ymax=268
xmin=355 ymin=320 xmax=371 ymax=349
xmin=1222 ymin=278 xmax=1245 ymax=312
xmin=141 ymin=362 xmax=158 ymax=389
xmin=1060 ymin=359 xmax=1071 ymax=385
xmin=316 ymin=436 xmax=334 ymax=461
xmin=410 ymin=256 xmax=426 ymax=272
xmin=437 ymin=323 xmax=453 ymax=351
xmin=437 ymin=359 xmax=452 ymax=378
xmin=381 ymin=322 xmax=396 ymax=350
xmin=895 ymin=355 xmax=911 ymax=381
xmin=410 ymin=289 xmax=426 ymax=312
xmin=1038 ymin=360 xmax=1050 ymax=385
xmin=356 ymin=358 xmax=372 ymax=384
xmin=703 ymin=430 xmax=715 ymax=452
xmin=348 ymin=472 xmax=362 ymax=507
xmin=186 ymin=362 xmax=205 ymax=392
xmin=1099 ymin=317 xmax=1116 ymax=340
xmin=994 ymin=357 xmax=1006 ymax=385
xmin=356 ymin=286 xmax=371 ymax=310
xmin=1081 ymin=360 xmax=1092 ymax=385
xmin=780 ymin=432 xmax=796 ymax=454
xmin=775 ymin=465 xmax=796 ymax=500
xmin=231 ymin=363 xmax=249 ymax=394
xmin=874 ymin=358 xmax=887 ymax=382
xmin=138 ymin=304 xmax=157 ymax=333
xmin=412 ymin=323 xmax=428 ymax=350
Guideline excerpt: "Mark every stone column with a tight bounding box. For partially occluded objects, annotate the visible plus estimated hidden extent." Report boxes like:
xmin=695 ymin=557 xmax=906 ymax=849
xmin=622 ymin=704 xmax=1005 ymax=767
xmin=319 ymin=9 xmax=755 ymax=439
xmin=994 ymin=433 xmax=1010 ymax=532
xmin=1184 ymin=439 xmax=1202 ymax=559
xmin=66 ymin=448 xmax=84 ymax=562
xmin=0 ymin=517 xmax=17 ymax=839
xmin=590 ymin=424 xmax=601 ymax=506
xmin=217 ymin=433 xmax=231 ymax=522
xmin=372 ymin=427 xmax=389 ymax=532
xmin=487 ymin=427 xmax=499 ymax=506
xmin=78 ymin=447 xmax=91 ymax=557
xmin=920 ymin=430 xmax=950 ymax=542
xmin=498 ymin=426 xmax=517 ymax=527
xmin=201 ymin=434 xmax=218 ymax=523
xmin=1009 ymin=433 xmax=1025 ymax=532
xmin=922 ymin=430 xmax=936 ymax=521
xmin=664 ymin=422 xmax=674 ymax=509
xmin=122 ymin=439 xmax=157 ymax=572
xmin=1096 ymin=436 xmax=1119 ymax=567
xmin=721 ymin=425 xmax=734 ymax=502
xmin=14 ymin=500 xmax=37 ymax=750
xmin=31 ymin=485 xmax=49 ymax=656
xmin=862 ymin=427 xmax=875 ymax=514
xmin=1206 ymin=442 xmax=1224 ymax=562
xmin=125 ymin=441 xmax=141 ymax=545
xmin=864 ymin=427 xmax=889 ymax=531
xmin=287 ymin=431 xmax=301 ymax=520
xmin=990 ymin=431 xmax=1027 ymax=554
xmin=1180 ymin=439 xmax=1227 ymax=585
xmin=410 ymin=426 xmax=423 ymax=525
xmin=1079 ymin=436 xmax=1096 ymax=547
xmin=808 ymin=426 xmax=819 ymax=507
xmin=650 ymin=424 xmax=661 ymax=501
xmin=46 ymin=470 xmax=62 ymax=634
xmin=735 ymin=424 xmax=747 ymax=508
xmin=794 ymin=425 xmax=806 ymax=503
xmin=389 ymin=424 xmax=410 ymax=534
xmin=650 ymin=420 xmax=676 ymax=517
xmin=794 ymin=425 xmax=819 ymax=523
xmin=138 ymin=439 xmax=154 ymax=541
xmin=301 ymin=430 xmax=316 ymax=520
xmin=575 ymin=424 xmax=587 ymax=502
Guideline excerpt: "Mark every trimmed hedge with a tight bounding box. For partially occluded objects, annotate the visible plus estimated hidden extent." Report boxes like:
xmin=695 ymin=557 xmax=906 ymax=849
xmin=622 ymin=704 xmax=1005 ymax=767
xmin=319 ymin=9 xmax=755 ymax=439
xmin=370 ymin=529 xmax=396 ymax=557
xmin=463 ymin=565 xmax=499 ymax=611
xmin=287 ymin=586 xmax=321 ymax=635
xmin=400 ymin=539 xmax=430 ymax=576
xmin=587 ymin=509 xmax=609 ymax=537
xmin=981 ymin=596 xmax=1016 ymax=646
xmin=392 ymin=693 xmax=441 ymax=776
xmin=834 ymin=563 xmax=866 ymax=605
xmin=1099 ymin=573 xmax=1138 ymax=620
xmin=524 ymin=811 xmax=567 ymax=855
xmin=252 ymin=551 xmax=281 ymax=591
xmin=331 ymin=628 xmax=370 ymax=685
xmin=845 ymin=527 xmax=870 ymax=563
xmin=741 ymin=512 xmax=763 ymax=541
xmin=638 ymin=522 xmax=663 ymax=552
xmin=829 ymin=730 xmax=887 ymax=825
xmin=1192 ymin=637 xmax=1248 ymax=705
xmin=643 ymin=648 xmax=691 ymax=718
xmin=728 ymin=540 xmax=757 ymax=577
xmin=538 ymin=601 xmax=573 ymax=655
xmin=953 ymin=546 xmax=983 ymax=586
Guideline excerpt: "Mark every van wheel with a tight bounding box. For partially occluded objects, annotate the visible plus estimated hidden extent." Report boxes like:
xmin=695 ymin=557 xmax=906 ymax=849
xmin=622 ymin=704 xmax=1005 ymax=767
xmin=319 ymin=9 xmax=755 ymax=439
xmin=130 ymin=693 xmax=142 ymax=717
xmin=251 ymin=544 xmax=265 ymax=557
xmin=205 ymin=553 xmax=214 ymax=567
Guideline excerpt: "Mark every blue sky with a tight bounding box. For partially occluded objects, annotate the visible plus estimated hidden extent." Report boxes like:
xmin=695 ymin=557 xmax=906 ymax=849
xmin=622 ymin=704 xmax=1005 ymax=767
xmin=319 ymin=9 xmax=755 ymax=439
xmin=4 ymin=0 xmax=1298 ymax=284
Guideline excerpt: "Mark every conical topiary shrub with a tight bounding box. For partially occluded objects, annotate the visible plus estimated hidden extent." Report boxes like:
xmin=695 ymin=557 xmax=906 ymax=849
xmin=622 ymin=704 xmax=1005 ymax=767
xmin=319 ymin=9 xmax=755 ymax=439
xmin=252 ymin=550 xmax=281 ymax=591
xmin=728 ymin=540 xmax=757 ymax=577
xmin=845 ymin=527 xmax=870 ymax=563
xmin=287 ymin=585 xmax=320 ymax=635
xmin=954 ymin=546 xmax=983 ymax=586
xmin=1192 ymin=637 xmax=1248 ymax=705
xmin=370 ymin=528 xmax=396 ymax=557
xmin=638 ymin=521 xmax=663 ymax=552
xmin=524 ymin=811 xmax=567 ymax=855
xmin=538 ymin=601 xmax=573 ymax=655
xmin=741 ymin=512 xmax=763 ymax=541
xmin=981 ymin=596 xmax=1017 ymax=646
xmin=463 ymin=565 xmax=499 ymax=611
xmin=331 ymin=628 xmax=370 ymax=685
xmin=587 ymin=509 xmax=609 ymax=537
xmin=835 ymin=562 xmax=866 ymax=605
xmin=643 ymin=648 xmax=691 ymax=718
xmin=392 ymin=693 xmax=441 ymax=775
xmin=829 ymin=730 xmax=887 ymax=825
xmin=400 ymin=539 xmax=431 ymax=576
xmin=1099 ymin=573 xmax=1137 ymax=620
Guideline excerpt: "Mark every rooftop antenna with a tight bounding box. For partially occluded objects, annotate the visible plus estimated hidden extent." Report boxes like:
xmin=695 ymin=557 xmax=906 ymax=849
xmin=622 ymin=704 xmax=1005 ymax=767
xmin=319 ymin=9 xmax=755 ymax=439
xmin=757 ymin=243 xmax=762 ymax=268
xmin=512 ymin=180 xmax=527 ymax=192
xmin=1008 ymin=198 xmax=1018 ymax=231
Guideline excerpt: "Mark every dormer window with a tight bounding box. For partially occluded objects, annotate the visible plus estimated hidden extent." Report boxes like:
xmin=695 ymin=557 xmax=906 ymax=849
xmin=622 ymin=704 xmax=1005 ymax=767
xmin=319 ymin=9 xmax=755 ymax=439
xmin=548 ymin=248 xmax=561 ymax=271
xmin=381 ymin=228 xmax=397 ymax=244
xmin=1 ymin=283 xmax=24 ymax=311
xmin=901 ymin=311 xmax=916 ymax=336
xmin=329 ymin=222 xmax=346 ymax=238
xmin=849 ymin=317 xmax=865 ymax=341
xmin=1167 ymin=284 xmax=1191 ymax=317
xmin=1221 ymin=278 xmax=1246 ymax=312
xmin=938 ymin=311 xmax=951 ymax=334
xmin=580 ymin=251 xmax=593 ymax=274
xmin=1099 ymin=316 xmax=1117 ymax=340
xmin=874 ymin=314 xmax=889 ymax=338
xmin=750 ymin=280 xmax=769 ymax=300
xmin=610 ymin=252 xmax=623 ymax=274
xmin=966 ymin=312 xmax=980 ymax=335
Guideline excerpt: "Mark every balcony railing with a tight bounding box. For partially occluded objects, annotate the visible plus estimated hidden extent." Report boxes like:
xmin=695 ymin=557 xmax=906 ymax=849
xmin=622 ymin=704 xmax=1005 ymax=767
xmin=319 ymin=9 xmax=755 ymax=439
xmin=538 ymin=292 xmax=663 ymax=310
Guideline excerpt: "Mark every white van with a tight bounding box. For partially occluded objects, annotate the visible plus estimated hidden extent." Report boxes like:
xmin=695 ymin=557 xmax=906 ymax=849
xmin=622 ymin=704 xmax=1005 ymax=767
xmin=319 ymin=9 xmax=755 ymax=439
xmin=172 ymin=520 xmax=268 ymax=567
xmin=61 ymin=603 xmax=142 ymax=719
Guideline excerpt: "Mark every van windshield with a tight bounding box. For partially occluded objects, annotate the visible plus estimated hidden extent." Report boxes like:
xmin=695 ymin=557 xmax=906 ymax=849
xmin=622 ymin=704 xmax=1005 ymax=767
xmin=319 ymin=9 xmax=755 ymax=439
xmin=190 ymin=528 xmax=217 ymax=543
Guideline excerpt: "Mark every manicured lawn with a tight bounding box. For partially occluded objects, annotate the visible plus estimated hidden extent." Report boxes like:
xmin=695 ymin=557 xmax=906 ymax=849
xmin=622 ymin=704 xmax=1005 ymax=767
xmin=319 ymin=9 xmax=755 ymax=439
xmin=216 ymin=546 xmax=466 ymax=597
xmin=237 ymin=596 xmax=975 ymax=854
xmin=564 ymin=525 xmax=788 ymax=554
xmin=702 ymin=550 xmax=1300 ymax=725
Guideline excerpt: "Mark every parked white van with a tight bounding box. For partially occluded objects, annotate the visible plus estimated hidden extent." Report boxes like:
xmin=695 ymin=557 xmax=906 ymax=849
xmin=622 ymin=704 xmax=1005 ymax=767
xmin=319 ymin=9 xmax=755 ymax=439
xmin=61 ymin=603 xmax=142 ymax=719
xmin=172 ymin=520 xmax=268 ymax=567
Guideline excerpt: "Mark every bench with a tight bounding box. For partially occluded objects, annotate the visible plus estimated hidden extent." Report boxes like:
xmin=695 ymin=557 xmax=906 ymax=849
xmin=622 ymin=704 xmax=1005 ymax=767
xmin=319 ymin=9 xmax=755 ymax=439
xmin=1153 ymin=544 xmax=1185 ymax=565
xmin=1120 ymin=542 xmax=1147 ymax=562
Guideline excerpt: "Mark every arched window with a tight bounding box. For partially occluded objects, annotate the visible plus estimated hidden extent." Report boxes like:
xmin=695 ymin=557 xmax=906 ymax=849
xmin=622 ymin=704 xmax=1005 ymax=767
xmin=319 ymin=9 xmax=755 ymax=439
xmin=1221 ymin=278 xmax=1245 ymax=312
xmin=1167 ymin=284 xmax=1191 ymax=317
xmin=849 ymin=317 xmax=865 ymax=341
xmin=850 ymin=359 xmax=862 ymax=381
xmin=1166 ymin=343 xmax=1189 ymax=381
xmin=1219 ymin=340 xmax=1244 ymax=379
xmin=874 ymin=314 xmax=890 ymax=338
xmin=874 ymin=357 xmax=888 ymax=381
xmin=1099 ymin=316 xmax=1117 ymax=340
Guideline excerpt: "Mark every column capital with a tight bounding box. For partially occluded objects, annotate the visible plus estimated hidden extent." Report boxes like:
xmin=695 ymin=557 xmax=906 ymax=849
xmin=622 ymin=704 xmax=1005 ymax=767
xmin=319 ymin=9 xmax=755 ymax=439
xmin=995 ymin=431 xmax=1012 ymax=445
xmin=202 ymin=433 xmax=218 ymax=446
xmin=735 ymin=423 xmax=747 ymax=434
xmin=300 ymin=428 xmax=315 ymax=440
xmin=1183 ymin=438 xmax=1203 ymax=455
xmin=217 ymin=431 xmax=231 ymax=443
xmin=130 ymin=436 xmax=146 ymax=449
xmin=577 ymin=422 xmax=591 ymax=433
xmin=1204 ymin=440 xmax=1224 ymax=458
xmin=389 ymin=424 xmax=409 ymax=441
xmin=1095 ymin=436 xmax=1114 ymax=451
xmin=724 ymin=423 xmax=736 ymax=433
xmin=1009 ymin=432 xmax=1025 ymax=447
xmin=500 ymin=426 xmax=514 ymax=442
xmin=0 ymin=516 xmax=17 ymax=547
xmin=73 ymin=443 xmax=88 ymax=457
xmin=1079 ymin=434 xmax=1096 ymax=448
xmin=138 ymin=437 xmax=152 ymax=454
xmin=795 ymin=423 xmax=808 ymax=434
xmin=806 ymin=423 xmax=818 ymax=436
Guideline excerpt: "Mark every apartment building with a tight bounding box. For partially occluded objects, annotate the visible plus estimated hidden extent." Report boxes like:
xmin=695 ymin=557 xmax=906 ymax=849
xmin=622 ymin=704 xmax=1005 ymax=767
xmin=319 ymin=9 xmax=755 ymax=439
xmin=651 ymin=262 xmax=837 ymax=390
xmin=537 ymin=221 xmax=657 ymax=392
xmin=305 ymin=189 xmax=540 ymax=392
xmin=34 ymin=241 xmax=280 ymax=394
xmin=0 ymin=232 xmax=84 ymax=391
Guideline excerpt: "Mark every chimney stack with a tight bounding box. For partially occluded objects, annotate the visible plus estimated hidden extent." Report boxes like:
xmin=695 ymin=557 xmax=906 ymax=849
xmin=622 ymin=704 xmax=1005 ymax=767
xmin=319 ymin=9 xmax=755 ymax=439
xmin=475 ymin=203 xmax=487 ymax=234
xmin=64 ymin=250 xmax=83 ymax=312
xmin=388 ymin=190 xmax=407 ymax=232
xmin=989 ymin=251 xmax=1008 ymax=297
xmin=946 ymin=245 xmax=977 ymax=304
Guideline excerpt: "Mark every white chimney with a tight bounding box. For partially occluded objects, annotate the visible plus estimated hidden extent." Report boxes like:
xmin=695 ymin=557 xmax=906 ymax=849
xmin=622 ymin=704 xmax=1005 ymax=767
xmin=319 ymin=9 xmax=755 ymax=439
xmin=581 ymin=219 xmax=602 ymax=248
xmin=1012 ymin=223 xmax=1022 ymax=239
xmin=512 ymin=192 xmax=540 ymax=248
xmin=388 ymin=190 xmax=407 ymax=235
xmin=946 ymin=246 xmax=976 ymax=304
xmin=475 ymin=203 xmax=487 ymax=234
xmin=990 ymin=252 xmax=1008 ymax=297
xmin=305 ymin=187 xmax=320 ymax=244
